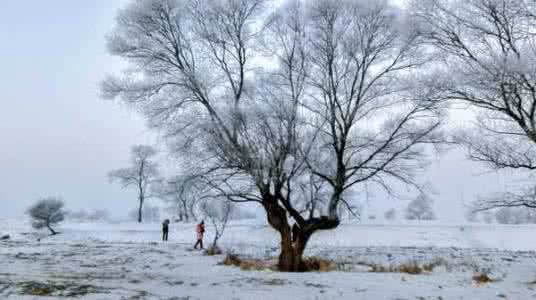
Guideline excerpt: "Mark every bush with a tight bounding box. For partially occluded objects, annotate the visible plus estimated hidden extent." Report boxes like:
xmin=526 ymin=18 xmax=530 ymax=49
xmin=27 ymin=197 xmax=66 ymax=235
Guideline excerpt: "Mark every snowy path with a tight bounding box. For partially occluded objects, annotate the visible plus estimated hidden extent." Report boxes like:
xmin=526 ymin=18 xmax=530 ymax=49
xmin=1 ymin=238 xmax=536 ymax=299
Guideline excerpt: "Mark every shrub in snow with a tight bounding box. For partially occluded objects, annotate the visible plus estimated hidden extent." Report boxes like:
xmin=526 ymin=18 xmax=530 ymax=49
xmin=27 ymin=197 xmax=66 ymax=235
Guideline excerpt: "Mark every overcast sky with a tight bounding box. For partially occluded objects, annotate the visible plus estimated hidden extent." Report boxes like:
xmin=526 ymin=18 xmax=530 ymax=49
xmin=0 ymin=0 xmax=524 ymax=222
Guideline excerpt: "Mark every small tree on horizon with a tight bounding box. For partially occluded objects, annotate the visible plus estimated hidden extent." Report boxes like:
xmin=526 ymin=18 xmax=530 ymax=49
xmin=108 ymin=145 xmax=161 ymax=223
xmin=405 ymin=194 xmax=436 ymax=221
xmin=27 ymin=197 xmax=66 ymax=235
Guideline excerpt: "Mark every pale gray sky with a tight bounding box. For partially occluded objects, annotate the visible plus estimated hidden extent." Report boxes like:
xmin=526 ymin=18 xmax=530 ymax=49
xmin=0 ymin=0 xmax=522 ymax=221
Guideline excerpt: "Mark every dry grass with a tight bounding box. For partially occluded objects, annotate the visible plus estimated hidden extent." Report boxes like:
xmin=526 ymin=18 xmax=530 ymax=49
xmin=302 ymin=257 xmax=336 ymax=272
xmin=367 ymin=260 xmax=423 ymax=275
xmin=472 ymin=272 xmax=496 ymax=284
xmin=222 ymin=254 xmax=337 ymax=272
xmin=221 ymin=253 xmax=272 ymax=271
xmin=361 ymin=257 xmax=452 ymax=275
xmin=222 ymin=254 xmax=451 ymax=274
xmin=239 ymin=260 xmax=270 ymax=271
xmin=422 ymin=257 xmax=449 ymax=272
xmin=222 ymin=253 xmax=242 ymax=267
xmin=204 ymin=247 xmax=223 ymax=256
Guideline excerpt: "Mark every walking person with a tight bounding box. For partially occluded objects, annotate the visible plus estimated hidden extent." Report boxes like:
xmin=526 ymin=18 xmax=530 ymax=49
xmin=193 ymin=220 xmax=205 ymax=250
xmin=162 ymin=219 xmax=170 ymax=241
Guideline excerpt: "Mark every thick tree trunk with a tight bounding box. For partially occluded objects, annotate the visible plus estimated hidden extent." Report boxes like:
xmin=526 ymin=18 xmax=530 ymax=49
xmin=263 ymin=192 xmax=340 ymax=272
xmin=278 ymin=226 xmax=296 ymax=271
xmin=264 ymin=200 xmax=306 ymax=271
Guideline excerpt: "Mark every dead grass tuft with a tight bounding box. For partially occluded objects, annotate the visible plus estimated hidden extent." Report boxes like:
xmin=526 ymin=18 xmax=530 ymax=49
xmin=204 ymin=247 xmax=223 ymax=256
xmin=422 ymin=257 xmax=449 ymax=272
xmin=221 ymin=253 xmax=272 ymax=271
xmin=239 ymin=260 xmax=268 ymax=271
xmin=367 ymin=260 xmax=423 ymax=275
xmin=222 ymin=253 xmax=242 ymax=267
xmin=472 ymin=272 xmax=496 ymax=284
xmin=302 ymin=257 xmax=336 ymax=272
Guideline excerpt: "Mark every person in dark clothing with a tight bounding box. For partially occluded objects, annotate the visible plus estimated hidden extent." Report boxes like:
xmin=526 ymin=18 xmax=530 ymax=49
xmin=162 ymin=219 xmax=170 ymax=241
xmin=193 ymin=220 xmax=205 ymax=250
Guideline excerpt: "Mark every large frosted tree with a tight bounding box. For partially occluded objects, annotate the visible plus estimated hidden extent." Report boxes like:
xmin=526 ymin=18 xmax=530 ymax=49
xmin=102 ymin=0 xmax=444 ymax=271
xmin=414 ymin=0 xmax=536 ymax=211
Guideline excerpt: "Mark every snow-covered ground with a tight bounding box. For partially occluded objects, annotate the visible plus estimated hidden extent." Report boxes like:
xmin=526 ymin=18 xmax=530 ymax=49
xmin=1 ymin=218 xmax=536 ymax=299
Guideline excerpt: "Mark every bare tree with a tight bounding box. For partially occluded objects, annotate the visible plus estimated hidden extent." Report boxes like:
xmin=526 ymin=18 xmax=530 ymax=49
xmin=405 ymin=193 xmax=436 ymax=221
xmin=384 ymin=208 xmax=397 ymax=221
xmin=154 ymin=175 xmax=207 ymax=222
xmin=473 ymin=186 xmax=536 ymax=212
xmin=129 ymin=204 xmax=161 ymax=223
xmin=27 ymin=197 xmax=66 ymax=235
xmin=108 ymin=145 xmax=160 ymax=223
xmin=414 ymin=0 xmax=536 ymax=210
xmin=102 ymin=0 xmax=444 ymax=271
xmin=200 ymin=199 xmax=233 ymax=251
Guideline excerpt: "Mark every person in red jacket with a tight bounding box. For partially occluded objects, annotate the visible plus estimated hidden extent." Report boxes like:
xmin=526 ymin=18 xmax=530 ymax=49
xmin=194 ymin=220 xmax=205 ymax=250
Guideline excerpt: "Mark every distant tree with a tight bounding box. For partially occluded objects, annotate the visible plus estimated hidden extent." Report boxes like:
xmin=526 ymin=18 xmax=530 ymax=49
xmin=464 ymin=208 xmax=479 ymax=223
xmin=495 ymin=207 xmax=514 ymax=224
xmin=481 ymin=210 xmax=494 ymax=224
xmin=66 ymin=209 xmax=111 ymax=222
xmin=154 ymin=175 xmax=206 ymax=222
xmin=27 ymin=197 xmax=66 ymax=235
xmin=200 ymin=199 xmax=233 ymax=251
xmin=405 ymin=194 xmax=436 ymax=221
xmin=384 ymin=209 xmax=397 ymax=221
xmin=129 ymin=204 xmax=161 ymax=223
xmin=108 ymin=145 xmax=160 ymax=223
xmin=88 ymin=209 xmax=111 ymax=222
xmin=66 ymin=209 xmax=88 ymax=221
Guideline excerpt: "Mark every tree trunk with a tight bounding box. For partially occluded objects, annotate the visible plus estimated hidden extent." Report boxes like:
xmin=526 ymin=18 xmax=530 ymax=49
xmin=138 ymin=197 xmax=144 ymax=223
xmin=263 ymin=193 xmax=340 ymax=272
xmin=47 ymin=224 xmax=57 ymax=235
xmin=277 ymin=226 xmax=311 ymax=272
xmin=264 ymin=200 xmax=306 ymax=272
xmin=278 ymin=226 xmax=296 ymax=271
xmin=182 ymin=201 xmax=189 ymax=222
